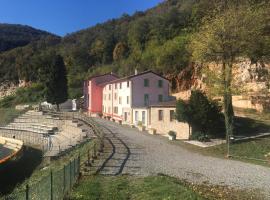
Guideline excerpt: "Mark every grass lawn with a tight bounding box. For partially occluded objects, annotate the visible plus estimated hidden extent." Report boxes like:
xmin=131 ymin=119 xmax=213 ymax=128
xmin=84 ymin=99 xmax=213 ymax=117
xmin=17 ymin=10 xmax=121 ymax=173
xmin=173 ymin=107 xmax=270 ymax=166
xmin=69 ymin=175 xmax=262 ymax=200
xmin=234 ymin=107 xmax=270 ymax=124
xmin=174 ymin=137 xmax=270 ymax=166
xmin=0 ymin=108 xmax=23 ymax=126
xmin=70 ymin=175 xmax=204 ymax=200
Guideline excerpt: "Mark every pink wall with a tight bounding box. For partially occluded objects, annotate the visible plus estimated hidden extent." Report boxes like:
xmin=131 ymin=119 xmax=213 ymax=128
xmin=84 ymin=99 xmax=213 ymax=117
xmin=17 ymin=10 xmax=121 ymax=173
xmin=84 ymin=74 xmax=118 ymax=113
xmin=131 ymin=73 xmax=170 ymax=107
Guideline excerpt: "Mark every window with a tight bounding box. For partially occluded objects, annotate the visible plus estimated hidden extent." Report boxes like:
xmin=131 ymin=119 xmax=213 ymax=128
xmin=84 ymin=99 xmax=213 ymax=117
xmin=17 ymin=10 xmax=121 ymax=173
xmin=119 ymin=97 xmax=122 ymax=104
xmin=158 ymin=80 xmax=163 ymax=88
xmin=144 ymin=79 xmax=149 ymax=87
xmin=109 ymin=94 xmax=111 ymax=100
xmin=109 ymin=85 xmax=111 ymax=90
xmin=120 ymin=83 xmax=122 ymax=89
xmin=114 ymin=106 xmax=118 ymax=114
xmin=158 ymin=110 xmax=164 ymax=121
xmin=115 ymin=84 xmax=117 ymax=89
xmin=114 ymin=93 xmax=117 ymax=100
xmin=158 ymin=94 xmax=163 ymax=102
xmin=127 ymin=81 xmax=130 ymax=88
xmin=144 ymin=94 xmax=149 ymax=106
xmin=142 ymin=111 xmax=146 ymax=125
xmin=103 ymin=94 xmax=106 ymax=100
xmin=170 ymin=110 xmax=175 ymax=122
xmin=135 ymin=111 xmax=138 ymax=122
xmin=127 ymin=96 xmax=129 ymax=104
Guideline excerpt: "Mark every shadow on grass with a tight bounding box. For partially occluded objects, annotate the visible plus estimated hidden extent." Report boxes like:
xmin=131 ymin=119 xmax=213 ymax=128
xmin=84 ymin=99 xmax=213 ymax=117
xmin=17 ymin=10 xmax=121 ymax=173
xmin=234 ymin=117 xmax=270 ymax=137
xmin=0 ymin=146 xmax=42 ymax=195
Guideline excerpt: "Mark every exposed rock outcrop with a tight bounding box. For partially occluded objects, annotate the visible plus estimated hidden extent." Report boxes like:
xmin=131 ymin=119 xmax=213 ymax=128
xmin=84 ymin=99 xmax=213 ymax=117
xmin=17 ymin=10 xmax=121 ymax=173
xmin=171 ymin=59 xmax=270 ymax=112
xmin=0 ymin=81 xmax=17 ymax=100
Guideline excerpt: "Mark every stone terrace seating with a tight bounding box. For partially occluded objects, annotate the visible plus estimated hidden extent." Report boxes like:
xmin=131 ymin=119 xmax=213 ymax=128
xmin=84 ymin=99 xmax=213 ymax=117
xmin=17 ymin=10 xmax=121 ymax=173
xmin=0 ymin=110 xmax=89 ymax=157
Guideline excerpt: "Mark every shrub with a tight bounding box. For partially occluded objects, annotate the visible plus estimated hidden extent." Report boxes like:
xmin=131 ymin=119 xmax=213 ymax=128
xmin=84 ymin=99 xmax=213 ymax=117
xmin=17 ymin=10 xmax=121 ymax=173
xmin=168 ymin=131 xmax=176 ymax=137
xmin=0 ymin=83 xmax=45 ymax=108
xmin=190 ymin=131 xmax=210 ymax=142
xmin=176 ymin=90 xmax=225 ymax=138
xmin=137 ymin=121 xmax=143 ymax=127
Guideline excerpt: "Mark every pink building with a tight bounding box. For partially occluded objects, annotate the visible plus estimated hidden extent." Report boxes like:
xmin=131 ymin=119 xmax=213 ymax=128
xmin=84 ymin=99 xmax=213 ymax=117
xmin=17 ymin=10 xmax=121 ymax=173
xmin=84 ymin=73 xmax=118 ymax=114
xmin=102 ymin=70 xmax=172 ymax=124
xmin=83 ymin=70 xmax=191 ymax=139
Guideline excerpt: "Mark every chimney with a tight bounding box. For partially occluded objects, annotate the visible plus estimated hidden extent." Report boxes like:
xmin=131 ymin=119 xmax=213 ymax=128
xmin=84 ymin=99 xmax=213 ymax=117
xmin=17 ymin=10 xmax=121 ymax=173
xmin=134 ymin=69 xmax=138 ymax=75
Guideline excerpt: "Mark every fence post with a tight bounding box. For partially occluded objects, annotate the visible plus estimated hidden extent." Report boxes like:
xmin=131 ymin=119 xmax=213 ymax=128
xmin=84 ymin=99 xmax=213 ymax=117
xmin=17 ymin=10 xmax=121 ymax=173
xmin=25 ymin=184 xmax=29 ymax=200
xmin=70 ymin=161 xmax=72 ymax=190
xmin=50 ymin=170 xmax=53 ymax=200
xmin=73 ymin=159 xmax=76 ymax=181
xmin=87 ymin=149 xmax=90 ymax=166
xmin=63 ymin=165 xmax=66 ymax=194
xmin=93 ymin=143 xmax=97 ymax=159
xmin=78 ymin=154 xmax=81 ymax=176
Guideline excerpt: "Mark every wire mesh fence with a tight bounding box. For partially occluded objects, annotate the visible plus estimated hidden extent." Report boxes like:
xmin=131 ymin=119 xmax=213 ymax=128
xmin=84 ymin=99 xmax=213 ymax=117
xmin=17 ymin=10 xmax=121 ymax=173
xmin=5 ymin=156 xmax=81 ymax=200
xmin=2 ymin=110 xmax=104 ymax=200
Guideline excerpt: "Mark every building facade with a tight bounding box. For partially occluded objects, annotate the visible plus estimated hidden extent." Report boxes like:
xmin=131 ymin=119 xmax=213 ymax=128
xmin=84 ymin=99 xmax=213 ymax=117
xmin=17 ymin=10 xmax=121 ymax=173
xmin=84 ymin=70 xmax=190 ymax=139
xmin=102 ymin=71 xmax=171 ymax=124
xmin=84 ymin=73 xmax=118 ymax=114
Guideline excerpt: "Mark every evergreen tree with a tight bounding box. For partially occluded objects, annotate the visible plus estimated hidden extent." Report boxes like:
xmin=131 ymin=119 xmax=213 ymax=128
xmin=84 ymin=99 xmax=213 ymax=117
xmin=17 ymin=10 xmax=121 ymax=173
xmin=176 ymin=90 xmax=223 ymax=137
xmin=42 ymin=53 xmax=68 ymax=111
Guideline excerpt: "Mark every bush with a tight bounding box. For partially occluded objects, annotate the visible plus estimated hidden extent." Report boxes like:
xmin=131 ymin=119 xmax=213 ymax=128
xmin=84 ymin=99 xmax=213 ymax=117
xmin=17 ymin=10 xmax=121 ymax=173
xmin=168 ymin=131 xmax=176 ymax=137
xmin=176 ymin=90 xmax=225 ymax=138
xmin=0 ymin=83 xmax=45 ymax=108
xmin=137 ymin=121 xmax=143 ymax=127
xmin=190 ymin=131 xmax=210 ymax=142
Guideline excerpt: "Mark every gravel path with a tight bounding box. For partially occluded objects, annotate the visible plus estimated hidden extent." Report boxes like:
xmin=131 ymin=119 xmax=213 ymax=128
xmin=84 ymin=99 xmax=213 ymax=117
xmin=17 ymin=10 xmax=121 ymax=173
xmin=94 ymin=118 xmax=270 ymax=199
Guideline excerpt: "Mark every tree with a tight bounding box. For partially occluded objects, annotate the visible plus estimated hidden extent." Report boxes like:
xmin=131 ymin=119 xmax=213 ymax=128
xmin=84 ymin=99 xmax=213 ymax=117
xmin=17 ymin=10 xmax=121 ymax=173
xmin=190 ymin=4 xmax=268 ymax=144
xmin=176 ymin=90 xmax=223 ymax=138
xmin=90 ymin=39 xmax=105 ymax=64
xmin=157 ymin=35 xmax=190 ymax=74
xmin=113 ymin=42 xmax=128 ymax=62
xmin=40 ymin=53 xmax=68 ymax=111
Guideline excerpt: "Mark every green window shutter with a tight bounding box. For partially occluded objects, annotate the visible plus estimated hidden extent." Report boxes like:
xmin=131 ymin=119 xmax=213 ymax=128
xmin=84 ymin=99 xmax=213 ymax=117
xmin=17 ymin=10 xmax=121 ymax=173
xmin=158 ymin=80 xmax=163 ymax=88
xmin=144 ymin=94 xmax=149 ymax=106
xmin=144 ymin=79 xmax=149 ymax=87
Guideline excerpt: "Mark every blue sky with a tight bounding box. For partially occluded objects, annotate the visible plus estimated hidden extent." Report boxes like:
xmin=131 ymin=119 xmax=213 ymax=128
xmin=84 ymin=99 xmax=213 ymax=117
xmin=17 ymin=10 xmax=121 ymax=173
xmin=0 ymin=0 xmax=163 ymax=36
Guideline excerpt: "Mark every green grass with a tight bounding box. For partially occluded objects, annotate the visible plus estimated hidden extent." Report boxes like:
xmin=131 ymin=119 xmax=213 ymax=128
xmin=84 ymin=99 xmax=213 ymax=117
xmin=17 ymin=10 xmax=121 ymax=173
xmin=70 ymin=175 xmax=204 ymax=200
xmin=234 ymin=117 xmax=270 ymax=137
xmin=0 ymin=108 xmax=23 ymax=125
xmin=0 ymin=147 xmax=43 ymax=195
xmin=175 ymin=107 xmax=270 ymax=166
xmin=69 ymin=175 xmax=263 ymax=200
xmin=0 ymin=83 xmax=45 ymax=108
xmin=174 ymin=137 xmax=270 ymax=166
xmin=235 ymin=107 xmax=270 ymax=123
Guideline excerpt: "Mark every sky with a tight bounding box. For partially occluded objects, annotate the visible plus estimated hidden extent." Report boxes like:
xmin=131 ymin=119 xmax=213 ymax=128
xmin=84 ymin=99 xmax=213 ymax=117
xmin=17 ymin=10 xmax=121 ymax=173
xmin=0 ymin=0 xmax=163 ymax=36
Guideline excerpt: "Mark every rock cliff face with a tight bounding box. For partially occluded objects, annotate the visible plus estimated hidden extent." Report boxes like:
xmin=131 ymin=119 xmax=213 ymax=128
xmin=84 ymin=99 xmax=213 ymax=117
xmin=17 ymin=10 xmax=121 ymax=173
xmin=171 ymin=59 xmax=270 ymax=112
xmin=0 ymin=81 xmax=18 ymax=100
xmin=171 ymin=59 xmax=269 ymax=94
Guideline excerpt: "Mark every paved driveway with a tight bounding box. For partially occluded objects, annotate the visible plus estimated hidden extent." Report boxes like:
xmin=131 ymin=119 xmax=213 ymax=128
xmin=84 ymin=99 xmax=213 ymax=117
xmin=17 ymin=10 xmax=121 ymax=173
xmin=93 ymin=118 xmax=270 ymax=198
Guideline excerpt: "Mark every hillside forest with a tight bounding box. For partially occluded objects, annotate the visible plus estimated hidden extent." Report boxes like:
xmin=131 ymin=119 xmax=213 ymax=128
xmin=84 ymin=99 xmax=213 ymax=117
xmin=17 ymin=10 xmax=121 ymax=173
xmin=0 ymin=0 xmax=269 ymax=100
